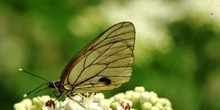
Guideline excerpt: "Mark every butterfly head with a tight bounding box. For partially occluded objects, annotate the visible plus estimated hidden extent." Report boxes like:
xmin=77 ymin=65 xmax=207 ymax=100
xmin=48 ymin=81 xmax=62 ymax=92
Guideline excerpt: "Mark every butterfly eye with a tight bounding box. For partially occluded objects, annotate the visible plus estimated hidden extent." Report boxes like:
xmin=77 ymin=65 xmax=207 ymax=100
xmin=48 ymin=82 xmax=56 ymax=88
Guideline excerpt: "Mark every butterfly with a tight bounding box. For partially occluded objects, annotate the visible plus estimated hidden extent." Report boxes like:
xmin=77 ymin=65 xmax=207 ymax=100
xmin=22 ymin=21 xmax=135 ymax=99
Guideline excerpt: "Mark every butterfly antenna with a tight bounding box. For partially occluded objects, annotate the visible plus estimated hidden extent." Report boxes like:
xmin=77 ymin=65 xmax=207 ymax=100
xmin=19 ymin=68 xmax=50 ymax=82
xmin=23 ymin=82 xmax=48 ymax=97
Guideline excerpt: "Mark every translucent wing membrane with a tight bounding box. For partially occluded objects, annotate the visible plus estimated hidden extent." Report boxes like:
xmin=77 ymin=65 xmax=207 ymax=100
xmin=60 ymin=22 xmax=135 ymax=93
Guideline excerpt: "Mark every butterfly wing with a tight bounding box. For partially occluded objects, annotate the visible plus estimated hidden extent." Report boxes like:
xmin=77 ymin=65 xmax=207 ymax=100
xmin=60 ymin=22 xmax=135 ymax=93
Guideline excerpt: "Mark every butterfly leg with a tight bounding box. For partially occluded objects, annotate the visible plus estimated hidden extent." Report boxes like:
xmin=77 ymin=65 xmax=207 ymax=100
xmin=67 ymin=94 xmax=86 ymax=108
xmin=53 ymin=91 xmax=62 ymax=101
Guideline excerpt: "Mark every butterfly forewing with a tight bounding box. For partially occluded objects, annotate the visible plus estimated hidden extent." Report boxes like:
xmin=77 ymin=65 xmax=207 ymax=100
xmin=60 ymin=22 xmax=135 ymax=93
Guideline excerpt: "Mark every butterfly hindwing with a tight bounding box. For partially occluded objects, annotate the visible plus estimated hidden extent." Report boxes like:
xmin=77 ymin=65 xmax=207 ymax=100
xmin=60 ymin=22 xmax=135 ymax=93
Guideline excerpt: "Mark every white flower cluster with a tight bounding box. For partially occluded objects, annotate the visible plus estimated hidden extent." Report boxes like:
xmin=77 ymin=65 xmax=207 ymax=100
xmin=109 ymin=87 xmax=173 ymax=110
xmin=14 ymin=86 xmax=173 ymax=110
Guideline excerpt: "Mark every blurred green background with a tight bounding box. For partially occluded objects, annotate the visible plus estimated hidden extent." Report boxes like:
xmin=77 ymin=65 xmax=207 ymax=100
xmin=0 ymin=0 xmax=220 ymax=110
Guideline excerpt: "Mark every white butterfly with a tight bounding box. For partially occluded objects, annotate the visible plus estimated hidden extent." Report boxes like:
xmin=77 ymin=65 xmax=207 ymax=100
xmin=49 ymin=22 xmax=135 ymax=98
